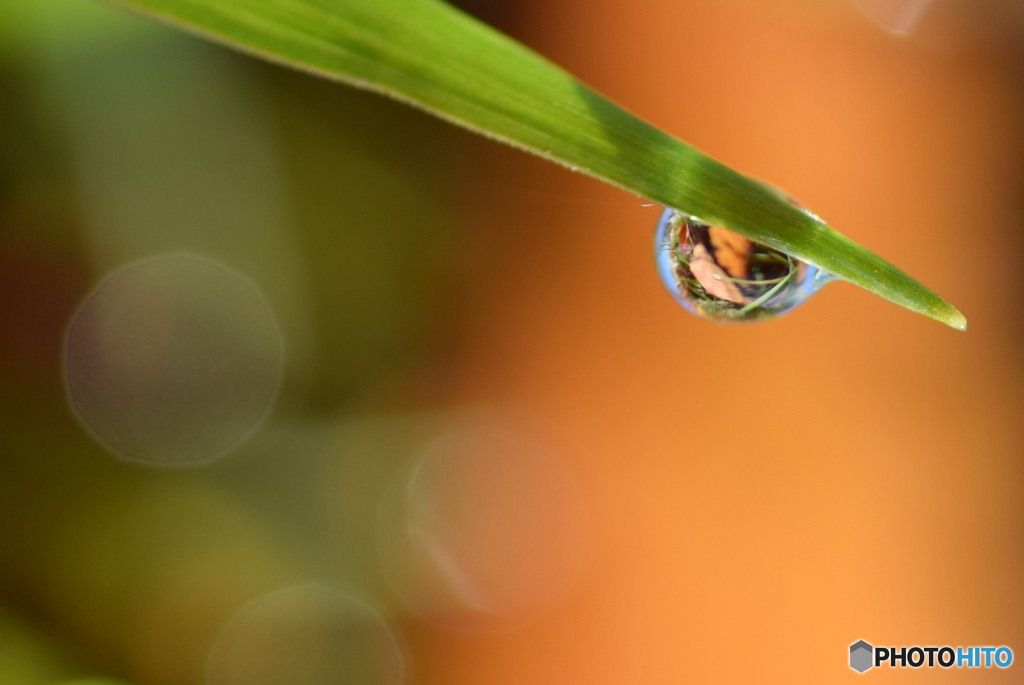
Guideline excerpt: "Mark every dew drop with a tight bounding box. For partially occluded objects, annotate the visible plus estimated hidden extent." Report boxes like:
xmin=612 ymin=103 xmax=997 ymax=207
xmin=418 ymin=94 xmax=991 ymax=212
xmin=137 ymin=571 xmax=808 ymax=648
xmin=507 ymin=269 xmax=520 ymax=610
xmin=654 ymin=207 xmax=833 ymax=323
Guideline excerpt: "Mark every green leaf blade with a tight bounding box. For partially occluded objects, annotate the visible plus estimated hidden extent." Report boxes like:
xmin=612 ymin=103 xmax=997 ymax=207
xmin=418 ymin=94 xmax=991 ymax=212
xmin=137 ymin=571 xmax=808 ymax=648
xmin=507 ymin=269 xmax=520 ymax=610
xmin=102 ymin=0 xmax=966 ymax=329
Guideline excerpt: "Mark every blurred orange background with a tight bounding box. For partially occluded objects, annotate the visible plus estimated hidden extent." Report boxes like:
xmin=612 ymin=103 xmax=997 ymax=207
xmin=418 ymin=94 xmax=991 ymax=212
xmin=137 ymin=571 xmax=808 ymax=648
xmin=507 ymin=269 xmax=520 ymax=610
xmin=1 ymin=0 xmax=1023 ymax=683
xmin=445 ymin=1 xmax=1024 ymax=682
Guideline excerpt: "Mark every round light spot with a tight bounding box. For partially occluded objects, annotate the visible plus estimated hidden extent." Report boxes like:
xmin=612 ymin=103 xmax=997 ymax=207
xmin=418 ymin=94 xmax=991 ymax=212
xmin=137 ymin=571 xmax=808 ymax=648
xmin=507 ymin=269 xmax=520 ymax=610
xmin=378 ymin=427 xmax=587 ymax=631
xmin=64 ymin=254 xmax=283 ymax=466
xmin=206 ymin=585 xmax=406 ymax=685
xmin=848 ymin=0 xmax=935 ymax=36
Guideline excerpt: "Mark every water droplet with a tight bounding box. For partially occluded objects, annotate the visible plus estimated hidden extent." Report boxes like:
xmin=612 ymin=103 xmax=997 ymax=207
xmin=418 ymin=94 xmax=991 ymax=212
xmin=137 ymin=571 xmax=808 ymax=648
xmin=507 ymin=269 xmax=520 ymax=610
xmin=655 ymin=207 xmax=833 ymax=323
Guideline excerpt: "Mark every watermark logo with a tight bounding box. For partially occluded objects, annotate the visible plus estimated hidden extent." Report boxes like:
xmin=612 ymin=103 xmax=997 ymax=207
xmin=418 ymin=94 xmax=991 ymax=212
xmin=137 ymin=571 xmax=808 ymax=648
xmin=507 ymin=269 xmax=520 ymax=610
xmin=850 ymin=640 xmax=873 ymax=673
xmin=849 ymin=640 xmax=1013 ymax=673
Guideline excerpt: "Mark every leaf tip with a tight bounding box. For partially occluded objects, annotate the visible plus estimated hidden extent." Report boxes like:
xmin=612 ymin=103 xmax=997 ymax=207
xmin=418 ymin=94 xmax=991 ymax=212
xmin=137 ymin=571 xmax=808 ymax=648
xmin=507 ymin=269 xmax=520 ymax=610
xmin=942 ymin=307 xmax=967 ymax=332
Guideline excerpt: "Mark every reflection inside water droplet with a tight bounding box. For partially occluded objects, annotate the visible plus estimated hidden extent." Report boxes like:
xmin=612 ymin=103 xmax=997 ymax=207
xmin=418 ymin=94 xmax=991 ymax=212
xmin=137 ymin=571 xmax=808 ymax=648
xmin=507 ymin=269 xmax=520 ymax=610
xmin=655 ymin=207 xmax=833 ymax=323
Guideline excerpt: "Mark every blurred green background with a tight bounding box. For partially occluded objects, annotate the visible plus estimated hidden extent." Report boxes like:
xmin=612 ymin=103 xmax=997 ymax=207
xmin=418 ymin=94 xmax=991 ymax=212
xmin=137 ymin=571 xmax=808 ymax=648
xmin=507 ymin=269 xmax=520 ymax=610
xmin=1 ymin=0 xmax=513 ymax=682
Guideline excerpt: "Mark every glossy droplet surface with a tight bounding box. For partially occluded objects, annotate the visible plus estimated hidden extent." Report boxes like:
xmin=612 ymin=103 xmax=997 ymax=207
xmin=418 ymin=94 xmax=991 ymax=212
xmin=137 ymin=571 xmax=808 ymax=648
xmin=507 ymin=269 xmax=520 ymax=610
xmin=655 ymin=207 xmax=832 ymax=323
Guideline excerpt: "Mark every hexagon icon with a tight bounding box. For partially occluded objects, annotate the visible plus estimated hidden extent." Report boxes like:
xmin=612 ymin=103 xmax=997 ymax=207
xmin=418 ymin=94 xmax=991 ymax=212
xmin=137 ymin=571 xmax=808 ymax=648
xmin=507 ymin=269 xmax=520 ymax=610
xmin=850 ymin=640 xmax=874 ymax=673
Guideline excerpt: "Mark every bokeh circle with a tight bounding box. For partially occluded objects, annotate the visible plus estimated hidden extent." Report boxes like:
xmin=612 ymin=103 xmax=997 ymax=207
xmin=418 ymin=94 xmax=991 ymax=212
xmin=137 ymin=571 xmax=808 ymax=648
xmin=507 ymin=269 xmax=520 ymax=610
xmin=64 ymin=254 xmax=283 ymax=466
xmin=206 ymin=584 xmax=407 ymax=685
